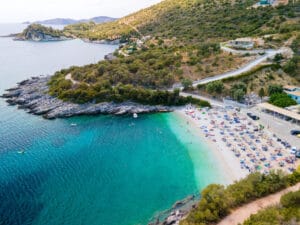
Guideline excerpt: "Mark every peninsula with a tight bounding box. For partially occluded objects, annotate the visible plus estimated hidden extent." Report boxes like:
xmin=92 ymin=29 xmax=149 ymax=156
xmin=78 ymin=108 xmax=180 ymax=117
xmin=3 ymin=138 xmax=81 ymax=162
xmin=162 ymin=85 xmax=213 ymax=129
xmin=14 ymin=24 xmax=71 ymax=41
xmin=1 ymin=76 xmax=172 ymax=119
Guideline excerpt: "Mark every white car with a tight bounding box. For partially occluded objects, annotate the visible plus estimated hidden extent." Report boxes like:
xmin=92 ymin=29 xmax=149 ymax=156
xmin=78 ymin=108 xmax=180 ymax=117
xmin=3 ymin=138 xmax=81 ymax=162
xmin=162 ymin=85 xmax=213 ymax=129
xmin=290 ymin=147 xmax=297 ymax=155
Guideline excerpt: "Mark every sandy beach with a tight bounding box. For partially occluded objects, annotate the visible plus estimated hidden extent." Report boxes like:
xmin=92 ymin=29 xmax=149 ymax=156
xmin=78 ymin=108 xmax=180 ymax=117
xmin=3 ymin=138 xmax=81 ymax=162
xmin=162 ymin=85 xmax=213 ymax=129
xmin=175 ymin=105 xmax=299 ymax=184
xmin=175 ymin=109 xmax=247 ymax=184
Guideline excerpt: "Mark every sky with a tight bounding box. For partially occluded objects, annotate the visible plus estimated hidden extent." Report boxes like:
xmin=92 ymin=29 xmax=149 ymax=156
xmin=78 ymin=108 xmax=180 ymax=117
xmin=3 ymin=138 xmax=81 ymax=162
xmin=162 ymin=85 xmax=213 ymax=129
xmin=0 ymin=0 xmax=162 ymax=23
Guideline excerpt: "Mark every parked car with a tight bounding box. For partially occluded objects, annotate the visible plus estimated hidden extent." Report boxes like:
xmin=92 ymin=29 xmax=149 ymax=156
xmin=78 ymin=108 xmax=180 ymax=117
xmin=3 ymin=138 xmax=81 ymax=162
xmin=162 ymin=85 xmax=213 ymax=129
xmin=290 ymin=149 xmax=297 ymax=155
xmin=296 ymin=151 xmax=300 ymax=158
xmin=247 ymin=113 xmax=259 ymax=121
xmin=290 ymin=130 xmax=300 ymax=136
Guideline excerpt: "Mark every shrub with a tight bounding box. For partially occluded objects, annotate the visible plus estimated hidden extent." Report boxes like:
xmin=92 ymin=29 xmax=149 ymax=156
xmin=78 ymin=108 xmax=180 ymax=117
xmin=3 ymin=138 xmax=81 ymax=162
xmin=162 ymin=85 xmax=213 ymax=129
xmin=183 ymin=171 xmax=300 ymax=225
xmin=268 ymin=84 xmax=283 ymax=95
xmin=206 ymin=81 xmax=224 ymax=94
xmin=269 ymin=93 xmax=297 ymax=108
xmin=182 ymin=78 xmax=193 ymax=91
xmin=280 ymin=190 xmax=300 ymax=208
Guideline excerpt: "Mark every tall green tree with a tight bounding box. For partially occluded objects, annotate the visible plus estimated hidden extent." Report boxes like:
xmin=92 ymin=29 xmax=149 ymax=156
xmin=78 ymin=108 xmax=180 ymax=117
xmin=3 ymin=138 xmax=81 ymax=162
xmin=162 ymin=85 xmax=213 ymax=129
xmin=182 ymin=78 xmax=193 ymax=91
xmin=259 ymin=88 xmax=265 ymax=98
xmin=206 ymin=81 xmax=224 ymax=94
xmin=268 ymin=85 xmax=283 ymax=96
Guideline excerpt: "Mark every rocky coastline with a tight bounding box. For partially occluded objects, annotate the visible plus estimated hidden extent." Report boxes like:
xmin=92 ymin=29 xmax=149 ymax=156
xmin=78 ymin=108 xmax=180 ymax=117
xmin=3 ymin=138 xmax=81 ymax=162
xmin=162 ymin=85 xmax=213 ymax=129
xmin=1 ymin=76 xmax=171 ymax=119
xmin=148 ymin=194 xmax=199 ymax=225
xmin=81 ymin=38 xmax=120 ymax=45
xmin=13 ymin=34 xmax=71 ymax=42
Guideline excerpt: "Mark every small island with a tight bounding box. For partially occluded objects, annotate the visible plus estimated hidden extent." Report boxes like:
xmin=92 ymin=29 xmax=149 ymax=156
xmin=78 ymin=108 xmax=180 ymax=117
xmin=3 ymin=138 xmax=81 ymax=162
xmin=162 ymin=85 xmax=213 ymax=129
xmin=14 ymin=24 xmax=71 ymax=42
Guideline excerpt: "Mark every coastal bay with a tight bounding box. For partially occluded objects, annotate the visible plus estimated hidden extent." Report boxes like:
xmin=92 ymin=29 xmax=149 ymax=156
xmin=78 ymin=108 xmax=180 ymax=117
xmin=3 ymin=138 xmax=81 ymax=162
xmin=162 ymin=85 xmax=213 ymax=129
xmin=0 ymin=24 xmax=227 ymax=225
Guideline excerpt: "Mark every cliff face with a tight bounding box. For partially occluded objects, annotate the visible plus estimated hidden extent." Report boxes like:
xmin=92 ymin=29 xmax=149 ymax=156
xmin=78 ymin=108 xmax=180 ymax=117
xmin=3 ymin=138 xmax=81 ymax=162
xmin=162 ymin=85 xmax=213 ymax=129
xmin=15 ymin=24 xmax=69 ymax=42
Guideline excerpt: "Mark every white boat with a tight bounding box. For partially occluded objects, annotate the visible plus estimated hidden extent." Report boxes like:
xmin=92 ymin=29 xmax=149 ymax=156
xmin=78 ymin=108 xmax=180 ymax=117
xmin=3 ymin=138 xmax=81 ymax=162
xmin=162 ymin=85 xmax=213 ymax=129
xmin=70 ymin=123 xmax=77 ymax=127
xmin=133 ymin=113 xmax=138 ymax=118
xmin=17 ymin=150 xmax=25 ymax=154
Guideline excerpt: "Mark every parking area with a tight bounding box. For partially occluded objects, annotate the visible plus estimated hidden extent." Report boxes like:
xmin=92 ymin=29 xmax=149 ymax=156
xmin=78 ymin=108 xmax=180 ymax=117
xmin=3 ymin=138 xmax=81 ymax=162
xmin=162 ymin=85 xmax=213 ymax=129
xmin=244 ymin=106 xmax=300 ymax=148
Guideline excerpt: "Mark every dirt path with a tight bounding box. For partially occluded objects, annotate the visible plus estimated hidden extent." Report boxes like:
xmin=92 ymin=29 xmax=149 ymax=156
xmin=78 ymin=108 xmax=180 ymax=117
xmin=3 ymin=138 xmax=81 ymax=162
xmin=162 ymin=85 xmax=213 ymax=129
xmin=122 ymin=21 xmax=143 ymax=37
xmin=217 ymin=182 xmax=300 ymax=225
xmin=65 ymin=73 xmax=80 ymax=85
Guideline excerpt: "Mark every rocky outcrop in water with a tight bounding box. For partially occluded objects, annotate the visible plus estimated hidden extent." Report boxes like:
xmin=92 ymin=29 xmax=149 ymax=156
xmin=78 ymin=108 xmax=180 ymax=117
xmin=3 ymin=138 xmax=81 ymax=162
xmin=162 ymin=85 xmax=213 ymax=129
xmin=1 ymin=76 xmax=171 ymax=119
xmin=14 ymin=24 xmax=70 ymax=42
xmin=14 ymin=31 xmax=69 ymax=42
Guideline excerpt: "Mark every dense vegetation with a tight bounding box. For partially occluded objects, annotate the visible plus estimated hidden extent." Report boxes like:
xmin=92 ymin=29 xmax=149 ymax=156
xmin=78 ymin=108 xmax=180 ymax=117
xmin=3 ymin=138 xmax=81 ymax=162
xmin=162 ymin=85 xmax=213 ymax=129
xmin=284 ymin=35 xmax=300 ymax=79
xmin=269 ymin=93 xmax=297 ymax=107
xmin=268 ymin=84 xmax=297 ymax=108
xmin=49 ymin=76 xmax=210 ymax=107
xmin=48 ymin=49 xmax=210 ymax=107
xmin=18 ymin=24 xmax=64 ymax=38
xmin=181 ymin=170 xmax=300 ymax=225
xmin=243 ymin=190 xmax=300 ymax=225
xmin=63 ymin=0 xmax=299 ymax=43
xmin=48 ymin=41 xmax=223 ymax=105
xmin=45 ymin=0 xmax=299 ymax=105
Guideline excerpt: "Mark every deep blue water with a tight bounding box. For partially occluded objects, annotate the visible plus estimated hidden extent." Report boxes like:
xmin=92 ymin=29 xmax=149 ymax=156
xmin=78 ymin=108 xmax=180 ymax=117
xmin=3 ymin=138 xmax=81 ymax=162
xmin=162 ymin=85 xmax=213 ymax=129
xmin=0 ymin=24 xmax=224 ymax=225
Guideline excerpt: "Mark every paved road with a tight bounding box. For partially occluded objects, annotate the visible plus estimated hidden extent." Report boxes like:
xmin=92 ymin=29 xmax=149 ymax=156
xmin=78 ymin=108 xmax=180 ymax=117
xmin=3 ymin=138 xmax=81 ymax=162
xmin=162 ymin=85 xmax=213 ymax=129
xmin=191 ymin=49 xmax=283 ymax=87
xmin=217 ymin=182 xmax=300 ymax=225
xmin=179 ymin=92 xmax=223 ymax=107
xmin=172 ymin=47 xmax=284 ymax=90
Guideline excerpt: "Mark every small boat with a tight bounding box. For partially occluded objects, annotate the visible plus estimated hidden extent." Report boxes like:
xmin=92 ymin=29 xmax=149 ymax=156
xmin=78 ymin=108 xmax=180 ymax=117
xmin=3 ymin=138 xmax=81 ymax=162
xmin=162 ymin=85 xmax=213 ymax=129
xmin=70 ymin=123 xmax=77 ymax=127
xmin=18 ymin=150 xmax=25 ymax=154
xmin=133 ymin=113 xmax=138 ymax=119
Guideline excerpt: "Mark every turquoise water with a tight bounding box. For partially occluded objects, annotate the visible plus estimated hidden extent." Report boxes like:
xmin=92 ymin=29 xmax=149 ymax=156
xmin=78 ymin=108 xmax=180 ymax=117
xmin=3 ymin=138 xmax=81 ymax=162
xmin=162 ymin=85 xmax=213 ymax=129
xmin=0 ymin=24 xmax=224 ymax=225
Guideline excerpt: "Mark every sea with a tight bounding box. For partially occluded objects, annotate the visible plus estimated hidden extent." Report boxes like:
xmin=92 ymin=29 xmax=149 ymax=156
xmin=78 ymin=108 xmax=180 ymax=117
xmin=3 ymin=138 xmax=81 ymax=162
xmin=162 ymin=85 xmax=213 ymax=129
xmin=0 ymin=24 xmax=225 ymax=225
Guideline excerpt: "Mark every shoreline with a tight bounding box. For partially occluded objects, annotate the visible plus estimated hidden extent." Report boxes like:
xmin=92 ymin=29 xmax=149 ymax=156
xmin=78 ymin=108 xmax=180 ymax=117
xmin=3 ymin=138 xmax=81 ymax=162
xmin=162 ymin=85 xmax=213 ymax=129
xmin=156 ymin=105 xmax=299 ymax=225
xmin=175 ymin=105 xmax=298 ymax=176
xmin=1 ymin=76 xmax=171 ymax=119
xmin=148 ymin=109 xmax=247 ymax=225
xmin=175 ymin=109 xmax=248 ymax=184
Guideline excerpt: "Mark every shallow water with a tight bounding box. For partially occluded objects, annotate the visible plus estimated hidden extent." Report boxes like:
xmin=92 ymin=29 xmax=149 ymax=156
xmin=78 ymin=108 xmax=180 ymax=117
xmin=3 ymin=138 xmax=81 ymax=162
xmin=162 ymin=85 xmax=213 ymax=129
xmin=0 ymin=24 xmax=225 ymax=225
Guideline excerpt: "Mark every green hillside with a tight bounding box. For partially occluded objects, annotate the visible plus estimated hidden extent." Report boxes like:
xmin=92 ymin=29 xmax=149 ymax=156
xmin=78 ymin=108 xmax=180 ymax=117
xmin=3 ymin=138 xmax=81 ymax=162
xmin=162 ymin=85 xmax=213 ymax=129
xmin=64 ymin=0 xmax=299 ymax=42
xmin=48 ymin=0 xmax=299 ymax=105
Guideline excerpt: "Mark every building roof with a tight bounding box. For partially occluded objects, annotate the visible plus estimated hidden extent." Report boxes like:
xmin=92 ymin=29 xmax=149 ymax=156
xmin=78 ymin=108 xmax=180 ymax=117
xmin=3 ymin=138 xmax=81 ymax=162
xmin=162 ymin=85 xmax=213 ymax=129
xmin=258 ymin=103 xmax=300 ymax=121
xmin=235 ymin=37 xmax=253 ymax=42
xmin=283 ymin=85 xmax=299 ymax=90
xmin=286 ymin=91 xmax=300 ymax=97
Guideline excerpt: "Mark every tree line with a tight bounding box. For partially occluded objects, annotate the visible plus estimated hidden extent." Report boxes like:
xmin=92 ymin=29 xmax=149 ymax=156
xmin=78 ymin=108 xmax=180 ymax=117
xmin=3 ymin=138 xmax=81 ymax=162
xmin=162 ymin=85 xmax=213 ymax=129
xmin=181 ymin=169 xmax=300 ymax=225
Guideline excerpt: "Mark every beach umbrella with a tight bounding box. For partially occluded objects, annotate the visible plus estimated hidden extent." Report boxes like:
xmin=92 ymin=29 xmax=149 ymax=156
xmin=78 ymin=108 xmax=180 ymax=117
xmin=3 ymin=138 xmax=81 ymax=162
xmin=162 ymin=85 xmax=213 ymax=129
xmin=256 ymin=165 xmax=262 ymax=170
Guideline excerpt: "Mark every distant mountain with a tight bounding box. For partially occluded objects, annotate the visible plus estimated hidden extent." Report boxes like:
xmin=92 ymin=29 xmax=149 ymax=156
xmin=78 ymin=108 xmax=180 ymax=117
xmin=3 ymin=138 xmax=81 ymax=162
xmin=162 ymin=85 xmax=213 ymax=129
xmin=25 ymin=16 xmax=117 ymax=25
xmin=82 ymin=16 xmax=117 ymax=24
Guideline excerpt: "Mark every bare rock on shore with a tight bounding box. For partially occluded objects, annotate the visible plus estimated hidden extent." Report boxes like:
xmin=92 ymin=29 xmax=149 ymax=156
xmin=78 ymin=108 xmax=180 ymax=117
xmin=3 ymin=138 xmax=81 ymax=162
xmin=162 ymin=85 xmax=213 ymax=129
xmin=148 ymin=195 xmax=198 ymax=225
xmin=1 ymin=76 xmax=171 ymax=119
